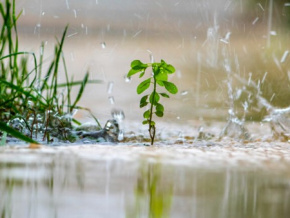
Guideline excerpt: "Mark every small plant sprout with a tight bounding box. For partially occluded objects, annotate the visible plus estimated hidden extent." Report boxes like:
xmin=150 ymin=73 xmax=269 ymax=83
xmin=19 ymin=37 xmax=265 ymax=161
xmin=127 ymin=59 xmax=178 ymax=145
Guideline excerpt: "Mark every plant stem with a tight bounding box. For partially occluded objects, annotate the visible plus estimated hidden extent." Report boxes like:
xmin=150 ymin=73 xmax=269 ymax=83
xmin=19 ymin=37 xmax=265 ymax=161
xmin=148 ymin=77 xmax=157 ymax=145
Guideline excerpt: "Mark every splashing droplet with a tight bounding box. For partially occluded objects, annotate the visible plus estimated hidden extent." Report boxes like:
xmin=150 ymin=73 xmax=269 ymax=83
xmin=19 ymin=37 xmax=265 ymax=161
xmin=107 ymin=81 xmax=114 ymax=94
xmin=124 ymin=75 xmax=131 ymax=83
xmin=101 ymin=42 xmax=106 ymax=49
xmin=181 ymin=91 xmax=188 ymax=96
xmin=111 ymin=109 xmax=125 ymax=121
xmin=108 ymin=96 xmax=115 ymax=105
xmin=111 ymin=109 xmax=125 ymax=141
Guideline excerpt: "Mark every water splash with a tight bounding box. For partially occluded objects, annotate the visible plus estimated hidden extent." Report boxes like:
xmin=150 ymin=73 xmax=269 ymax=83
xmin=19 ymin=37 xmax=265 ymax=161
xmin=219 ymin=42 xmax=250 ymax=141
xmin=111 ymin=109 xmax=125 ymax=141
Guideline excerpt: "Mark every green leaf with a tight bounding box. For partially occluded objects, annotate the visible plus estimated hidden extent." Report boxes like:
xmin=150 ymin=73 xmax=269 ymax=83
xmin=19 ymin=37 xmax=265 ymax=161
xmin=140 ymin=95 xmax=149 ymax=108
xmin=127 ymin=68 xmax=140 ymax=77
xmin=143 ymin=110 xmax=150 ymax=119
xmin=160 ymin=93 xmax=170 ymax=98
xmin=155 ymin=72 xmax=168 ymax=81
xmin=142 ymin=120 xmax=149 ymax=125
xmin=139 ymin=70 xmax=145 ymax=78
xmin=149 ymin=92 xmax=160 ymax=105
xmin=164 ymin=64 xmax=175 ymax=74
xmin=155 ymin=111 xmax=164 ymax=117
xmin=131 ymin=60 xmax=148 ymax=70
xmin=163 ymin=81 xmax=178 ymax=94
xmin=137 ymin=78 xmax=151 ymax=94
xmin=156 ymin=103 xmax=164 ymax=112
xmin=156 ymin=80 xmax=164 ymax=86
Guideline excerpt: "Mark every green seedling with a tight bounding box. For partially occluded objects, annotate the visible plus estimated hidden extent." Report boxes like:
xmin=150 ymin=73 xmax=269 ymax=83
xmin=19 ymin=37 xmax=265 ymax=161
xmin=127 ymin=59 xmax=178 ymax=145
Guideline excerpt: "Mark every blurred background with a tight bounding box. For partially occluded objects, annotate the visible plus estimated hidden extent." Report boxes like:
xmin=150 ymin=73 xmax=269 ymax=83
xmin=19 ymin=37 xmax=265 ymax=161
xmin=14 ymin=0 xmax=290 ymax=124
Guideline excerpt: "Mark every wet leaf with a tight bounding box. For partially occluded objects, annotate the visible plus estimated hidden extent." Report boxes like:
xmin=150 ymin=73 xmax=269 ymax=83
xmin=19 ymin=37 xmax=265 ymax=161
xmin=160 ymin=93 xmax=170 ymax=98
xmin=127 ymin=68 xmax=140 ymax=77
xmin=143 ymin=110 xmax=150 ymax=119
xmin=140 ymin=95 xmax=148 ymax=108
xmin=155 ymin=111 xmax=164 ymax=117
xmin=157 ymin=80 xmax=164 ymax=86
xmin=131 ymin=60 xmax=148 ymax=70
xmin=139 ymin=70 xmax=145 ymax=78
xmin=164 ymin=64 xmax=175 ymax=74
xmin=137 ymin=78 xmax=151 ymax=94
xmin=163 ymin=81 xmax=178 ymax=94
xmin=155 ymin=72 xmax=168 ymax=81
xmin=156 ymin=103 xmax=164 ymax=112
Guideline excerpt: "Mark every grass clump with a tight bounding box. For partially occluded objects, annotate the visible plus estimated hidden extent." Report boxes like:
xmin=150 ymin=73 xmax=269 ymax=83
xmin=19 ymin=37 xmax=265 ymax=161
xmin=0 ymin=0 xmax=101 ymax=144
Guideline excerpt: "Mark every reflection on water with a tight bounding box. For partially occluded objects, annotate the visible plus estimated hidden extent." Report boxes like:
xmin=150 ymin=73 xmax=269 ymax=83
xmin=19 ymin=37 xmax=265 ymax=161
xmin=1 ymin=146 xmax=290 ymax=218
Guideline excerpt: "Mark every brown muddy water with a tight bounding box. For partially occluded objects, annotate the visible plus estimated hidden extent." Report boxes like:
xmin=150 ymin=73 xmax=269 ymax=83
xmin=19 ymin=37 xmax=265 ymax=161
xmin=1 ymin=122 xmax=290 ymax=218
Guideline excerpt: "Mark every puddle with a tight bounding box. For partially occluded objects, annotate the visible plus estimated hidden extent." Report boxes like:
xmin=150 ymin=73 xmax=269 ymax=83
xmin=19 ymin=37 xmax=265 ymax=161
xmin=1 ymin=136 xmax=290 ymax=218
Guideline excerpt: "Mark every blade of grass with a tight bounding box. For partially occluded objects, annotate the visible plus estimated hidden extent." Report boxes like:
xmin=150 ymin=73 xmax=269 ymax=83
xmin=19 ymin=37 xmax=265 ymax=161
xmin=71 ymin=71 xmax=89 ymax=110
xmin=0 ymin=121 xmax=39 ymax=144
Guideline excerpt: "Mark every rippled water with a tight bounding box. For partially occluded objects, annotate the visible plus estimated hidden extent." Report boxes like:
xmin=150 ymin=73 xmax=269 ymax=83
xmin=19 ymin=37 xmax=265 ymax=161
xmin=1 ymin=121 xmax=290 ymax=218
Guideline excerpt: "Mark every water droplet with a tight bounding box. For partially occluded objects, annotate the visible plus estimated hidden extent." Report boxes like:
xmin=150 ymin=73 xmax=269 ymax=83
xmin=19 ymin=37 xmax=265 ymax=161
xmin=101 ymin=42 xmax=106 ymax=49
xmin=181 ymin=91 xmax=188 ymax=96
xmin=111 ymin=109 xmax=125 ymax=121
xmin=107 ymin=81 xmax=114 ymax=94
xmin=108 ymin=96 xmax=115 ymax=105
xmin=124 ymin=75 xmax=131 ymax=83
xmin=73 ymin=9 xmax=77 ymax=18
xmin=176 ymin=116 xmax=180 ymax=120
xmin=27 ymin=100 xmax=34 ymax=108
xmin=41 ymin=11 xmax=45 ymax=16
xmin=118 ymin=130 xmax=124 ymax=141
xmin=252 ymin=17 xmax=259 ymax=25
xmin=281 ymin=50 xmax=289 ymax=63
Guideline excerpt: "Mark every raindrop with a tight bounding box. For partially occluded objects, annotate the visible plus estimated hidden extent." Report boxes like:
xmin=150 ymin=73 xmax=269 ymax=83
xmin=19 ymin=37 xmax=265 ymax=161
xmin=41 ymin=11 xmax=45 ymax=16
xmin=261 ymin=72 xmax=268 ymax=83
xmin=270 ymin=31 xmax=277 ymax=36
xmin=124 ymin=75 xmax=131 ymax=83
xmin=107 ymin=81 xmax=114 ymax=94
xmin=257 ymin=3 xmax=265 ymax=11
xmin=252 ymin=17 xmax=259 ymax=25
xmin=73 ymin=9 xmax=77 ymax=18
xmin=132 ymin=30 xmax=142 ymax=38
xmin=101 ymin=42 xmax=106 ymax=49
xmin=181 ymin=91 xmax=188 ymax=96
xmin=65 ymin=0 xmax=70 ymax=9
xmin=67 ymin=32 xmax=78 ymax=38
xmin=70 ymin=52 xmax=75 ymax=61
xmin=270 ymin=93 xmax=276 ymax=102
xmin=248 ymin=72 xmax=252 ymax=85
xmin=176 ymin=116 xmax=180 ymax=120
xmin=108 ymin=96 xmax=115 ymax=105
xmin=280 ymin=50 xmax=289 ymax=63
